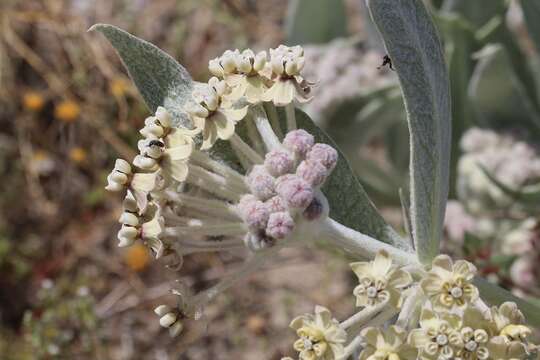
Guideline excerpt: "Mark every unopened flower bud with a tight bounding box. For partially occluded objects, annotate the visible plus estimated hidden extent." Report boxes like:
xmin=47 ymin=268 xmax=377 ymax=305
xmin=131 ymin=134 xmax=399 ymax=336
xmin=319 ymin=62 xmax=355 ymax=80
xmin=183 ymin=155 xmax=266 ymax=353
xmin=119 ymin=212 xmax=139 ymax=227
xmin=296 ymin=160 xmax=328 ymax=187
xmin=247 ymin=165 xmax=276 ymax=200
xmin=266 ymin=212 xmax=295 ymax=239
xmin=159 ymin=312 xmax=178 ymax=328
xmin=154 ymin=305 xmax=172 ymax=317
xmin=240 ymin=200 xmax=270 ymax=230
xmin=264 ymin=149 xmax=294 ymax=177
xmin=275 ymin=175 xmax=314 ymax=209
xmin=306 ymin=143 xmax=338 ymax=171
xmin=265 ymin=196 xmax=288 ymax=213
xmin=283 ymin=129 xmax=314 ymax=157
xmin=155 ymin=106 xmax=171 ymax=128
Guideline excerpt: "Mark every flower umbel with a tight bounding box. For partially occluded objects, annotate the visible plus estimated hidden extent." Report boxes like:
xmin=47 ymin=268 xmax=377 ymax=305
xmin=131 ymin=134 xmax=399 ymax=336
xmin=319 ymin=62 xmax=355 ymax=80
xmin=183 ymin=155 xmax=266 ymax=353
xmin=350 ymin=250 xmax=413 ymax=308
xmin=420 ymin=254 xmax=479 ymax=310
xmin=290 ymin=306 xmax=346 ymax=360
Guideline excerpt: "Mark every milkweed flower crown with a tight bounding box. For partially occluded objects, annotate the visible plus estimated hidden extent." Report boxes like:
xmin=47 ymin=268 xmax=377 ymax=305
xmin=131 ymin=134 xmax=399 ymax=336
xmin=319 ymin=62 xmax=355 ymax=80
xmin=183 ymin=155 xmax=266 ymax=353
xmin=281 ymin=252 xmax=537 ymax=360
xmin=103 ymin=43 xmax=537 ymax=360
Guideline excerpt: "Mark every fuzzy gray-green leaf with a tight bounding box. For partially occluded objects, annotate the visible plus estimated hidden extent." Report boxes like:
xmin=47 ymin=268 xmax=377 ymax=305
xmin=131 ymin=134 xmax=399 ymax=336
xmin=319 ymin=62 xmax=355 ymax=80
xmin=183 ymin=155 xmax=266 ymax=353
xmin=366 ymin=0 xmax=452 ymax=264
xmin=285 ymin=0 xmax=348 ymax=45
xmin=90 ymin=24 xmax=194 ymax=127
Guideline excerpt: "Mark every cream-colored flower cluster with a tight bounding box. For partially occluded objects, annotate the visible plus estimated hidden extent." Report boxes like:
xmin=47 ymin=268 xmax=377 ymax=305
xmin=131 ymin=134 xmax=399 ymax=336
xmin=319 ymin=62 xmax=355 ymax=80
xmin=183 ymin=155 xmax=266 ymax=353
xmin=284 ymin=252 xmax=536 ymax=360
xmin=104 ymin=45 xmax=343 ymax=338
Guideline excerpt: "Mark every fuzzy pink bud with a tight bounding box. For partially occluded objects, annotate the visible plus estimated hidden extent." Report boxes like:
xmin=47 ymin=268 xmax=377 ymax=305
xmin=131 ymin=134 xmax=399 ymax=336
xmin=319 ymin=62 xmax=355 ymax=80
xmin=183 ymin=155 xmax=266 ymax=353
xmin=246 ymin=165 xmax=276 ymax=200
xmin=265 ymin=196 xmax=288 ymax=213
xmin=283 ymin=129 xmax=314 ymax=157
xmin=306 ymin=143 xmax=338 ymax=171
xmin=264 ymin=149 xmax=295 ymax=177
xmin=237 ymin=196 xmax=269 ymax=230
xmin=275 ymin=174 xmax=314 ymax=209
xmin=266 ymin=212 xmax=295 ymax=239
xmin=296 ymin=160 xmax=328 ymax=187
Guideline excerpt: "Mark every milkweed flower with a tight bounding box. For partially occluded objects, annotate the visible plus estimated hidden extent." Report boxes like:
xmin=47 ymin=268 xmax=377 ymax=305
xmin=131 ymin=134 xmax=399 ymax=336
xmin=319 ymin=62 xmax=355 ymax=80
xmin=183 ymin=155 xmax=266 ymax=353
xmin=261 ymin=45 xmax=313 ymax=106
xmin=420 ymin=254 xmax=479 ymax=310
xmin=359 ymin=326 xmax=417 ymax=360
xmin=350 ymin=250 xmax=413 ymax=308
xmin=289 ymin=306 xmax=347 ymax=360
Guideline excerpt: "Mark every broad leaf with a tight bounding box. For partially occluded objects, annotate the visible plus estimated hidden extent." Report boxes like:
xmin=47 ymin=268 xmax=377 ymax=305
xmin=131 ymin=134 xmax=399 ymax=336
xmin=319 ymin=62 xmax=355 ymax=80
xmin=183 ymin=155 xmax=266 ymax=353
xmin=366 ymin=0 xmax=452 ymax=264
xmin=90 ymin=24 xmax=194 ymax=127
xmin=285 ymin=0 xmax=348 ymax=45
xmin=468 ymin=44 xmax=540 ymax=133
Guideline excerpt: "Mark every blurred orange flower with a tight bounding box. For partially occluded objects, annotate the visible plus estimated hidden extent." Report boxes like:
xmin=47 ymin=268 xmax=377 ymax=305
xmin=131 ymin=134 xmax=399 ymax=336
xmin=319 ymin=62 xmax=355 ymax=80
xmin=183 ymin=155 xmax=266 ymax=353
xmin=23 ymin=91 xmax=45 ymax=112
xmin=55 ymin=100 xmax=80 ymax=122
xmin=69 ymin=147 xmax=87 ymax=164
xmin=124 ymin=243 xmax=150 ymax=272
xmin=110 ymin=78 xmax=130 ymax=98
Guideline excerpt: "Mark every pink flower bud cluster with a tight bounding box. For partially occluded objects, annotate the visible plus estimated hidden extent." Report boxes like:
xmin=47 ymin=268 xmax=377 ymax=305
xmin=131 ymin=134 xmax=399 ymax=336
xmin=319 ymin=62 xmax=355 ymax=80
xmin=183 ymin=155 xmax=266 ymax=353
xmin=237 ymin=129 xmax=338 ymax=250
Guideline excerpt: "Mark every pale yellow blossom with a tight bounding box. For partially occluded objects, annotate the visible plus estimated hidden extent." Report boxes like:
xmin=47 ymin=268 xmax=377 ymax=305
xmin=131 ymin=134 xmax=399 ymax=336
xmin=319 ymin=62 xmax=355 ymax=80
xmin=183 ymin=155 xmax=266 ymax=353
xmin=420 ymin=255 xmax=479 ymax=310
xmin=359 ymin=326 xmax=417 ymax=360
xmin=408 ymin=308 xmax=463 ymax=359
xmin=290 ymin=305 xmax=346 ymax=360
xmin=350 ymin=250 xmax=412 ymax=308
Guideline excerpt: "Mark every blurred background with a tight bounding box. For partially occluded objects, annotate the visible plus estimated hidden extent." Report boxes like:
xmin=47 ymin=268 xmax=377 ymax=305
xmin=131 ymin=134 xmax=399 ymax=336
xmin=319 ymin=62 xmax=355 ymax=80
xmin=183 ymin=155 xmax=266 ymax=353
xmin=0 ymin=0 xmax=539 ymax=358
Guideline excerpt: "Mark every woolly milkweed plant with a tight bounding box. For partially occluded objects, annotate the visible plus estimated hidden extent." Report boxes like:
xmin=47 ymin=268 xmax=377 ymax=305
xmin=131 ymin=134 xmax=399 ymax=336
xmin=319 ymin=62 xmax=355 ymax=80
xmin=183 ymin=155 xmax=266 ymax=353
xmin=92 ymin=0 xmax=540 ymax=358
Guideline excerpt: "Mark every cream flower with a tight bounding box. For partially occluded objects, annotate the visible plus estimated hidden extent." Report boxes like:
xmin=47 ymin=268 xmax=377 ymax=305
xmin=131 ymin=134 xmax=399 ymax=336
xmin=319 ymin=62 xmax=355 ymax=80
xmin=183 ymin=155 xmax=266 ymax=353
xmin=261 ymin=45 xmax=312 ymax=106
xmin=456 ymin=307 xmax=494 ymax=360
xmin=420 ymin=255 xmax=479 ymax=310
xmin=408 ymin=308 xmax=464 ymax=359
xmin=225 ymin=49 xmax=269 ymax=104
xmin=350 ymin=250 xmax=413 ymax=308
xmin=487 ymin=302 xmax=531 ymax=360
xmin=359 ymin=326 xmax=417 ymax=360
xmin=188 ymin=77 xmax=247 ymax=150
xmin=289 ymin=305 xmax=346 ymax=360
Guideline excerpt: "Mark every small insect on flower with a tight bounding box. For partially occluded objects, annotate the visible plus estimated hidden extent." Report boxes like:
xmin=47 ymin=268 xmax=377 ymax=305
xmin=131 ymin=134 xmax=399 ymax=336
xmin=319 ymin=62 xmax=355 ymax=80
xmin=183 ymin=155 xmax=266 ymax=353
xmin=377 ymin=54 xmax=394 ymax=71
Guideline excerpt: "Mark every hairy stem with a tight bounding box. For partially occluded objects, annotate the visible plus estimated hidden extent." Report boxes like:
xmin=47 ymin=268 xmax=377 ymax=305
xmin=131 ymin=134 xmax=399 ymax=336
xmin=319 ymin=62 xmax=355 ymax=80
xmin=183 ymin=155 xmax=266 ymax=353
xmin=263 ymin=102 xmax=284 ymax=140
xmin=285 ymin=103 xmax=296 ymax=131
xmin=252 ymin=105 xmax=282 ymax=151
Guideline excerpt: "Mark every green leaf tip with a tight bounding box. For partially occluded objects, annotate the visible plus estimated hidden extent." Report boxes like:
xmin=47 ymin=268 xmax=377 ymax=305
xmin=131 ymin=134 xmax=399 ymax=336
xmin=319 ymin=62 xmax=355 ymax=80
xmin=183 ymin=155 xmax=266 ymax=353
xmin=90 ymin=23 xmax=194 ymax=128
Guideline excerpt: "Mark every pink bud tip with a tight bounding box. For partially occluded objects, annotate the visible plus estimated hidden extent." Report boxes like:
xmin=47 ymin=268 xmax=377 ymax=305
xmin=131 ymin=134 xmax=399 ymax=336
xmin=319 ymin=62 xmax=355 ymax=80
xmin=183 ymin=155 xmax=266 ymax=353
xmin=296 ymin=160 xmax=328 ymax=187
xmin=246 ymin=165 xmax=276 ymax=200
xmin=303 ymin=197 xmax=324 ymax=221
xmin=264 ymin=149 xmax=295 ymax=177
xmin=265 ymin=196 xmax=288 ymax=213
xmin=283 ymin=129 xmax=314 ymax=157
xmin=238 ymin=198 xmax=270 ymax=230
xmin=275 ymin=174 xmax=314 ymax=209
xmin=266 ymin=212 xmax=295 ymax=239
xmin=306 ymin=143 xmax=338 ymax=171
